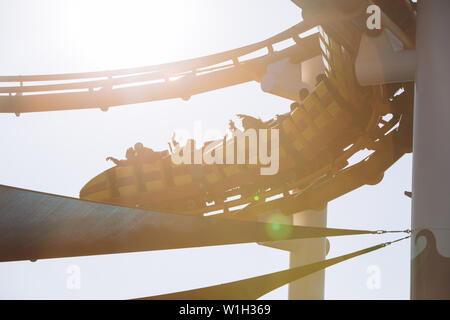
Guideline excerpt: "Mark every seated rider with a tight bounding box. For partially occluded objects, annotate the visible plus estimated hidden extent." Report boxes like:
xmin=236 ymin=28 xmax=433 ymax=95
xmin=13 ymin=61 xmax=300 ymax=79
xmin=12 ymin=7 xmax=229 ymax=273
xmin=316 ymin=73 xmax=327 ymax=86
xmin=106 ymin=147 xmax=137 ymax=166
xmin=290 ymin=101 xmax=300 ymax=112
xmin=299 ymin=88 xmax=310 ymax=101
xmin=270 ymin=102 xmax=300 ymax=125
xmin=134 ymin=142 xmax=164 ymax=163
xmin=272 ymin=89 xmax=308 ymax=124
xmin=236 ymin=114 xmax=272 ymax=130
xmin=229 ymin=119 xmax=237 ymax=132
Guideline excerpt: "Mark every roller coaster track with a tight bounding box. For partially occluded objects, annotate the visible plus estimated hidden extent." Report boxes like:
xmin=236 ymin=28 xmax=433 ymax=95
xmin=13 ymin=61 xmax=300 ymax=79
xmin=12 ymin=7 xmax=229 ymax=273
xmin=0 ymin=1 xmax=413 ymax=115
xmin=0 ymin=21 xmax=321 ymax=114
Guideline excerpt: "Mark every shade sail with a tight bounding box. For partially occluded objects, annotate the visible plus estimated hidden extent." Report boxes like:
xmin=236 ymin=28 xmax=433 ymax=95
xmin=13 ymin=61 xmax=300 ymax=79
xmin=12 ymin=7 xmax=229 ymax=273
xmin=139 ymin=237 xmax=409 ymax=300
xmin=0 ymin=184 xmax=378 ymax=262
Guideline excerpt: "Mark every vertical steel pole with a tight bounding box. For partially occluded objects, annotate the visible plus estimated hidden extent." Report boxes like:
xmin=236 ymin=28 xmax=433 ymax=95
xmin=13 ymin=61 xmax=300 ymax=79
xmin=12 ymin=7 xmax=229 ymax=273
xmin=288 ymin=207 xmax=328 ymax=299
xmin=412 ymin=0 xmax=450 ymax=300
xmin=258 ymin=206 xmax=328 ymax=299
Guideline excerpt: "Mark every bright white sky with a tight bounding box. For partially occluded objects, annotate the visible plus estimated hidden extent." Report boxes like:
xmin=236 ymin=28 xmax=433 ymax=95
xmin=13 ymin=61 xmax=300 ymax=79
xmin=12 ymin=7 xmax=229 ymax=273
xmin=0 ymin=0 xmax=411 ymax=299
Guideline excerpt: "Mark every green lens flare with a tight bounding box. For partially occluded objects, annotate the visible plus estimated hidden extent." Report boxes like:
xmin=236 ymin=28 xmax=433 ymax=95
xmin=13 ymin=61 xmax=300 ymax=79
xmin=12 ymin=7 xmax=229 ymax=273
xmin=253 ymin=195 xmax=259 ymax=201
xmin=265 ymin=213 xmax=292 ymax=240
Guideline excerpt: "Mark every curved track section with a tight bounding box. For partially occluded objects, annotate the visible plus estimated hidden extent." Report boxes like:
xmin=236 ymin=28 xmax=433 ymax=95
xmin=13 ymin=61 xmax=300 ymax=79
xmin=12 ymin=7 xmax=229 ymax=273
xmin=0 ymin=22 xmax=319 ymax=114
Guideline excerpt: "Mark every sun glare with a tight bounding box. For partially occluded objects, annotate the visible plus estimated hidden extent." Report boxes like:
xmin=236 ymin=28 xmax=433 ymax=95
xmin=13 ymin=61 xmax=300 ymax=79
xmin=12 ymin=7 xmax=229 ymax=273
xmin=65 ymin=1 xmax=197 ymax=70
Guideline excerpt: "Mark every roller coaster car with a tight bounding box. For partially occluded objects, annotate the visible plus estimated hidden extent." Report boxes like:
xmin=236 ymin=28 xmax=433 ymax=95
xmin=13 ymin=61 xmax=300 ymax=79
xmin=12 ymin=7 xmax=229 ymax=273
xmin=80 ymin=24 xmax=413 ymax=218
